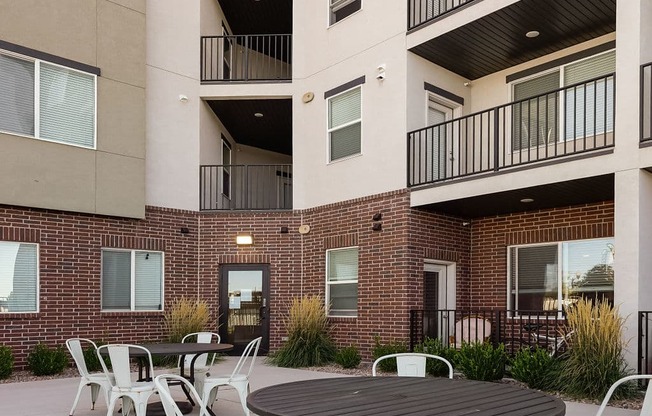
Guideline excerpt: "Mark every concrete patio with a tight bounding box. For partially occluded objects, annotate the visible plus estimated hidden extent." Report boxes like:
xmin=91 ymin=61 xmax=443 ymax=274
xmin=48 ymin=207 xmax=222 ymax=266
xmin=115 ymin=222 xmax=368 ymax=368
xmin=0 ymin=357 xmax=640 ymax=416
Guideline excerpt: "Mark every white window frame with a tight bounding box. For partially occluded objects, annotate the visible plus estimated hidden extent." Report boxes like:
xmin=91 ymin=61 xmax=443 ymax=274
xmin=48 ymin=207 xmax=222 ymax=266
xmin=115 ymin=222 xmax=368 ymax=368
xmin=0 ymin=241 xmax=39 ymax=313
xmin=506 ymin=237 xmax=614 ymax=316
xmin=508 ymin=49 xmax=615 ymax=151
xmin=327 ymin=85 xmax=362 ymax=163
xmin=101 ymin=248 xmax=165 ymax=312
xmin=328 ymin=0 xmax=363 ymax=26
xmin=326 ymin=246 xmax=358 ymax=318
xmin=0 ymin=48 xmax=97 ymax=149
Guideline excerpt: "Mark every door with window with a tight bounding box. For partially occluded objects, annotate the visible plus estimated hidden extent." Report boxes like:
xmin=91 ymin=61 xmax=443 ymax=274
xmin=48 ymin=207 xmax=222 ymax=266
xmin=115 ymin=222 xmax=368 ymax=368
xmin=219 ymin=264 xmax=270 ymax=355
xmin=423 ymin=262 xmax=456 ymax=342
xmin=427 ymin=99 xmax=455 ymax=181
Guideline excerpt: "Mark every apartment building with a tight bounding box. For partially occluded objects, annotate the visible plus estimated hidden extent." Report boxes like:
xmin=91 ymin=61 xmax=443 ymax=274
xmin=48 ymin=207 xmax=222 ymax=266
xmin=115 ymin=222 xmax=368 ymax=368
xmin=0 ymin=0 xmax=650 ymax=370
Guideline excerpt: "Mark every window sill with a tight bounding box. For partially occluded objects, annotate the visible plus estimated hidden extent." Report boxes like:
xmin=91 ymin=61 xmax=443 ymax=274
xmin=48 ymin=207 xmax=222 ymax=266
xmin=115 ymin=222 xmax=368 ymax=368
xmin=328 ymin=315 xmax=357 ymax=321
xmin=101 ymin=310 xmax=164 ymax=317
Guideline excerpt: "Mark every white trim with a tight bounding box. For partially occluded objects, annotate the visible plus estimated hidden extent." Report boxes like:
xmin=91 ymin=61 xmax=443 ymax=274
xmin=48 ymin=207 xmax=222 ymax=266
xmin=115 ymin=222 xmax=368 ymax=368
xmin=326 ymin=246 xmax=358 ymax=318
xmin=327 ymin=0 xmax=363 ymax=27
xmin=326 ymin=85 xmax=363 ymax=164
xmin=0 ymin=241 xmax=40 ymax=314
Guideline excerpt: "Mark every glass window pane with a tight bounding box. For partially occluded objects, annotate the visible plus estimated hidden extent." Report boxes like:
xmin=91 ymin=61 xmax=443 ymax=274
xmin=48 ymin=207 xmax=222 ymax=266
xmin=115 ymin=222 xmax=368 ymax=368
xmin=0 ymin=54 xmax=35 ymax=136
xmin=328 ymin=248 xmax=358 ymax=281
xmin=329 ymin=283 xmax=358 ymax=316
xmin=135 ymin=252 xmax=162 ymax=310
xmin=329 ymin=87 xmax=361 ymax=129
xmin=40 ymin=63 xmax=95 ymax=148
xmin=330 ymin=122 xmax=361 ymax=161
xmin=330 ymin=0 xmax=362 ymax=25
xmin=102 ymin=251 xmax=131 ymax=310
xmin=512 ymin=245 xmax=558 ymax=310
xmin=0 ymin=242 xmax=38 ymax=312
xmin=562 ymin=238 xmax=614 ymax=307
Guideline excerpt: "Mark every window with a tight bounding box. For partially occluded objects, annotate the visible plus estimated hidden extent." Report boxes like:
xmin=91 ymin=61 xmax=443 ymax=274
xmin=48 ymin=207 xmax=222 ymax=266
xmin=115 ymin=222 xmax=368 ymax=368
xmin=0 ymin=242 xmax=38 ymax=312
xmin=326 ymin=247 xmax=358 ymax=317
xmin=222 ymin=138 xmax=231 ymax=198
xmin=0 ymin=50 xmax=96 ymax=148
xmin=328 ymin=86 xmax=361 ymax=162
xmin=329 ymin=0 xmax=362 ymax=25
xmin=101 ymin=249 xmax=163 ymax=311
xmin=511 ymin=50 xmax=614 ymax=150
xmin=508 ymin=238 xmax=614 ymax=313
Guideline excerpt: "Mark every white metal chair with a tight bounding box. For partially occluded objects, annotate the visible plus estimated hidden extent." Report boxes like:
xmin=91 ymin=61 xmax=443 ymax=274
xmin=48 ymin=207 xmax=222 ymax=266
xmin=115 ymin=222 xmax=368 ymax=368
xmin=66 ymin=338 xmax=114 ymax=415
xmin=177 ymin=332 xmax=221 ymax=395
xmin=201 ymin=337 xmax=262 ymax=416
xmin=154 ymin=374 xmax=210 ymax=416
xmin=596 ymin=374 xmax=652 ymax=416
xmin=372 ymin=352 xmax=454 ymax=378
xmin=97 ymin=344 xmax=158 ymax=416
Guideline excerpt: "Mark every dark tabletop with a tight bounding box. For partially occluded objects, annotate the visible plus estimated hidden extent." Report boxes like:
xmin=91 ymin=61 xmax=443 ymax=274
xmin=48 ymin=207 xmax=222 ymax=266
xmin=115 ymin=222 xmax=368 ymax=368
xmin=247 ymin=376 xmax=566 ymax=416
xmin=133 ymin=342 xmax=233 ymax=356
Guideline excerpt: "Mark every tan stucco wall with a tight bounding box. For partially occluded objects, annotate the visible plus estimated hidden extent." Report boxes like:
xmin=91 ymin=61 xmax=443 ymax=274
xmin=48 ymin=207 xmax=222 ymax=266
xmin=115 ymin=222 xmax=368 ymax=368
xmin=0 ymin=0 xmax=146 ymax=218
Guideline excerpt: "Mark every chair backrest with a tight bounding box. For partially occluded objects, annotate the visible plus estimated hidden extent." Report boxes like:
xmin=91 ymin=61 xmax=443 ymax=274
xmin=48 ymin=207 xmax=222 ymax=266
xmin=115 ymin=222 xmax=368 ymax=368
xmin=97 ymin=344 xmax=153 ymax=388
xmin=453 ymin=316 xmax=492 ymax=348
xmin=66 ymin=338 xmax=97 ymax=378
xmin=180 ymin=332 xmax=221 ymax=369
xmin=154 ymin=374 xmax=209 ymax=416
xmin=372 ymin=353 xmax=454 ymax=378
xmin=230 ymin=337 xmax=262 ymax=379
xmin=596 ymin=374 xmax=652 ymax=416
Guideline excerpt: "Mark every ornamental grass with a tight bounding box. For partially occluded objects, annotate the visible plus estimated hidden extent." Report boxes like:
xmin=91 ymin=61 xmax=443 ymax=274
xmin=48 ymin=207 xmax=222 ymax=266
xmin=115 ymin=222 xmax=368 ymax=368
xmin=269 ymin=295 xmax=336 ymax=367
xmin=163 ymin=297 xmax=210 ymax=343
xmin=558 ymin=299 xmax=632 ymax=400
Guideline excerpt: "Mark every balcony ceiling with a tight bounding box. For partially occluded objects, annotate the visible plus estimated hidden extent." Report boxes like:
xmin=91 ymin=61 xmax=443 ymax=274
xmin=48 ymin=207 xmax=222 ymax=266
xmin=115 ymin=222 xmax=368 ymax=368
xmin=409 ymin=0 xmax=616 ymax=80
xmin=217 ymin=0 xmax=292 ymax=35
xmin=418 ymin=174 xmax=613 ymax=219
xmin=207 ymin=99 xmax=292 ymax=155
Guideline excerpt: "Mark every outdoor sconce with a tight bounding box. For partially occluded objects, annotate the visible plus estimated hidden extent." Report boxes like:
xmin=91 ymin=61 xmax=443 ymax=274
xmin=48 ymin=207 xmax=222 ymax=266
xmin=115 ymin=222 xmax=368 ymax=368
xmin=236 ymin=234 xmax=253 ymax=245
xmin=372 ymin=223 xmax=382 ymax=231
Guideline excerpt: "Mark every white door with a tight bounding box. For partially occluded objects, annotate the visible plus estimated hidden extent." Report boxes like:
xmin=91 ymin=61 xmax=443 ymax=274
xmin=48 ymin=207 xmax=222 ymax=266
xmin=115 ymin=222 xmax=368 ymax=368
xmin=424 ymin=262 xmax=456 ymax=342
xmin=427 ymin=100 xmax=455 ymax=181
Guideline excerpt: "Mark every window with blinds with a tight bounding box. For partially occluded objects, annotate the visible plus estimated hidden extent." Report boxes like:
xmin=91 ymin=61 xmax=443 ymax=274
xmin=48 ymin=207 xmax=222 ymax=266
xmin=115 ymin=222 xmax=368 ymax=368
xmin=326 ymin=247 xmax=358 ymax=317
xmin=508 ymin=237 xmax=614 ymax=313
xmin=101 ymin=249 xmax=164 ymax=311
xmin=330 ymin=0 xmax=362 ymax=25
xmin=511 ymin=49 xmax=615 ymax=149
xmin=0 ymin=50 xmax=96 ymax=148
xmin=328 ymin=86 xmax=361 ymax=162
xmin=0 ymin=241 xmax=38 ymax=313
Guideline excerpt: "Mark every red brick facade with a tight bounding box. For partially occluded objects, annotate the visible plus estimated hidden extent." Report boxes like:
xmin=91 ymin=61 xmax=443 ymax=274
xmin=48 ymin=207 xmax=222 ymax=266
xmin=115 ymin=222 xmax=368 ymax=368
xmin=0 ymin=196 xmax=614 ymax=368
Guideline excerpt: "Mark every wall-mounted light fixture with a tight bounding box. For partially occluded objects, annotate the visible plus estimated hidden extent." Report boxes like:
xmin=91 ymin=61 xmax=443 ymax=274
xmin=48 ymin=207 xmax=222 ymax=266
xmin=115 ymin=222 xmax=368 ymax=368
xmin=280 ymin=226 xmax=289 ymax=234
xmin=180 ymin=227 xmax=190 ymax=234
xmin=178 ymin=94 xmax=189 ymax=103
xmin=372 ymin=223 xmax=382 ymax=231
xmin=372 ymin=213 xmax=382 ymax=221
xmin=236 ymin=234 xmax=253 ymax=245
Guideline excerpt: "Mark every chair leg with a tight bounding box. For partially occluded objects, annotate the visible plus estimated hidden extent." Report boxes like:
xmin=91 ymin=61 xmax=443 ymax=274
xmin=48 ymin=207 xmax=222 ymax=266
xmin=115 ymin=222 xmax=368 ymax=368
xmin=106 ymin=395 xmax=120 ymax=416
xmin=68 ymin=380 xmax=85 ymax=416
xmin=232 ymin=381 xmax=250 ymax=416
xmin=90 ymin=383 xmax=100 ymax=410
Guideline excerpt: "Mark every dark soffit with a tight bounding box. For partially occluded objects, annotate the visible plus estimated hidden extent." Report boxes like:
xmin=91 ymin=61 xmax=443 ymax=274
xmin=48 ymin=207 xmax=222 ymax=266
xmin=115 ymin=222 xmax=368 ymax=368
xmin=417 ymin=174 xmax=614 ymax=219
xmin=409 ymin=0 xmax=616 ymax=80
xmin=217 ymin=0 xmax=292 ymax=35
xmin=207 ymin=99 xmax=292 ymax=156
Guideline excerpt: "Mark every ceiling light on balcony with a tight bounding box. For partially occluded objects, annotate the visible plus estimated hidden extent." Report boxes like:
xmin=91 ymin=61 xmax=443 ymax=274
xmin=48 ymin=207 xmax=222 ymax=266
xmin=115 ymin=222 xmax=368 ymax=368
xmin=525 ymin=31 xmax=540 ymax=38
xmin=254 ymin=112 xmax=264 ymax=118
xmin=520 ymin=198 xmax=534 ymax=203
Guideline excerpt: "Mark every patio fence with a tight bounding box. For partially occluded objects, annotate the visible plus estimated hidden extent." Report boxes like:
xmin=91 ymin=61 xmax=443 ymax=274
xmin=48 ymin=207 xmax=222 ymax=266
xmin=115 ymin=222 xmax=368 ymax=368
xmin=640 ymin=311 xmax=652 ymax=377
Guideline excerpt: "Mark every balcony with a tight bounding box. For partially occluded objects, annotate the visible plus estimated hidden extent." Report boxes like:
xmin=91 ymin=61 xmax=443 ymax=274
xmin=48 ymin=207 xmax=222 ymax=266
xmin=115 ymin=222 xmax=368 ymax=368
xmin=200 ymin=164 xmax=292 ymax=211
xmin=408 ymin=74 xmax=615 ymax=187
xmin=407 ymin=0 xmax=477 ymax=30
xmin=201 ymin=34 xmax=292 ymax=83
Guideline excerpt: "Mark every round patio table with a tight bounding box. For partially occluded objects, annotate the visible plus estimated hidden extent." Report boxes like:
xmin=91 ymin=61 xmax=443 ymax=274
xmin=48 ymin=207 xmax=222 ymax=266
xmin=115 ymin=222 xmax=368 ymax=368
xmin=247 ymin=376 xmax=565 ymax=416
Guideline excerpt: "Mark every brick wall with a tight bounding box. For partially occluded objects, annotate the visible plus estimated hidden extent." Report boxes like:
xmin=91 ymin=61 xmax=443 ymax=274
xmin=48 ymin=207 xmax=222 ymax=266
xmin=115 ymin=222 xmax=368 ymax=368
xmin=470 ymin=201 xmax=614 ymax=308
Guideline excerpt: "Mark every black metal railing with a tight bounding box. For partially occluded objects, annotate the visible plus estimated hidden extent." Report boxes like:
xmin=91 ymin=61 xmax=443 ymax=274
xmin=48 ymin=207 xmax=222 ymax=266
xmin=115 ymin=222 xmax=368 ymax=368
xmin=639 ymin=311 xmax=652 ymax=376
xmin=410 ymin=309 xmax=568 ymax=356
xmin=408 ymin=0 xmax=477 ymax=30
xmin=201 ymin=34 xmax=292 ymax=83
xmin=200 ymin=164 xmax=292 ymax=210
xmin=408 ymin=74 xmax=615 ymax=187
xmin=641 ymin=63 xmax=652 ymax=142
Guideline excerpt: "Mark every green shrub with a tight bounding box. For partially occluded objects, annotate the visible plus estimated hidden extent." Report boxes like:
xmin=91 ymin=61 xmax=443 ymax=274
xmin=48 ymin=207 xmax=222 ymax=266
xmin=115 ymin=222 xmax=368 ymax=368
xmin=27 ymin=343 xmax=68 ymax=376
xmin=414 ymin=337 xmax=457 ymax=377
xmin=558 ymin=299 xmax=632 ymax=400
xmin=0 ymin=345 xmax=13 ymax=379
xmin=335 ymin=346 xmax=361 ymax=369
xmin=268 ymin=295 xmax=336 ymax=367
xmin=509 ymin=346 xmax=561 ymax=390
xmin=371 ymin=336 xmax=408 ymax=373
xmin=82 ymin=341 xmax=109 ymax=372
xmin=163 ymin=297 xmax=210 ymax=343
xmin=455 ymin=342 xmax=506 ymax=381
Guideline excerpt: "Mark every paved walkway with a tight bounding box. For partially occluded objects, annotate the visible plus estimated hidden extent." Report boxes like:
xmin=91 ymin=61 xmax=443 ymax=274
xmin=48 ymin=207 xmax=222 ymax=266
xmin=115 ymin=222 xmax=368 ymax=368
xmin=0 ymin=357 xmax=640 ymax=415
